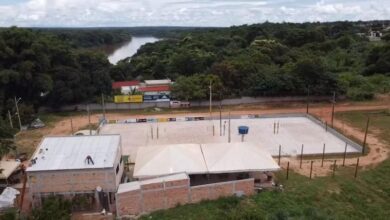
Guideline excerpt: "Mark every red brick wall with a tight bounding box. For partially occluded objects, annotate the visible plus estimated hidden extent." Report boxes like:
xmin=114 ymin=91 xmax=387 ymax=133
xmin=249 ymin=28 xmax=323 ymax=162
xmin=116 ymin=177 xmax=254 ymax=217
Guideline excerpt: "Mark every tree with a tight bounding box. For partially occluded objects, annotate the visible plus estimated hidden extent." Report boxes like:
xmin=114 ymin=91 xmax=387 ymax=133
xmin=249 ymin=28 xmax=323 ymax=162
xmin=0 ymin=119 xmax=17 ymax=159
xmin=31 ymin=196 xmax=72 ymax=220
xmin=171 ymin=74 xmax=223 ymax=101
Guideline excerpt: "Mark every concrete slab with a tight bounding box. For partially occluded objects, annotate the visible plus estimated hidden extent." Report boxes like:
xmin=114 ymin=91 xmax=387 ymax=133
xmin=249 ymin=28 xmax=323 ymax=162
xmin=99 ymin=115 xmax=361 ymax=162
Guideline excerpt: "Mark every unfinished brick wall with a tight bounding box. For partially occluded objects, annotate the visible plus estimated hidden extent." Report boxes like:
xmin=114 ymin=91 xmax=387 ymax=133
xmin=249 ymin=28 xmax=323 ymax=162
xmin=116 ymin=177 xmax=254 ymax=217
xmin=116 ymin=177 xmax=190 ymax=216
xmin=28 ymin=168 xmax=117 ymax=194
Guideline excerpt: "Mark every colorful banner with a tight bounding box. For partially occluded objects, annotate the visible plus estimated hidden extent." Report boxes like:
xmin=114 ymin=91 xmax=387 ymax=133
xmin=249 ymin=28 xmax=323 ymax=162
xmin=114 ymin=95 xmax=143 ymax=103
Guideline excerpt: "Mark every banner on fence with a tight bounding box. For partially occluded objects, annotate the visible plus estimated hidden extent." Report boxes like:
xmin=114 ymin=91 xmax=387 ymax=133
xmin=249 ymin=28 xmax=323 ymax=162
xmin=114 ymin=95 xmax=143 ymax=103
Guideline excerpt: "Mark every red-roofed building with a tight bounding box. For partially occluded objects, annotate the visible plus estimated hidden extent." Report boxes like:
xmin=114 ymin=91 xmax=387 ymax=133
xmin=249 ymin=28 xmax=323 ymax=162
xmin=112 ymin=81 xmax=140 ymax=94
xmin=138 ymin=85 xmax=170 ymax=93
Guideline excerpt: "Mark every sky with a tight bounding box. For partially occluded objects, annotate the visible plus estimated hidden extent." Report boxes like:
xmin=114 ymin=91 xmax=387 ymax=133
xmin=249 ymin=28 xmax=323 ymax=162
xmin=0 ymin=0 xmax=389 ymax=27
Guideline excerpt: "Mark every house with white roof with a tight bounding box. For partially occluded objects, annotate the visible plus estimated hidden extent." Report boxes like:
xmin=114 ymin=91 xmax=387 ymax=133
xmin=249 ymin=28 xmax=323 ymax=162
xmin=26 ymin=135 xmax=124 ymax=212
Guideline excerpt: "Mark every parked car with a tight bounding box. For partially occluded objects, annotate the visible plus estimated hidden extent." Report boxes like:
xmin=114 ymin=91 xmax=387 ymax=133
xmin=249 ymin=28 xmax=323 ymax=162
xmin=170 ymin=101 xmax=190 ymax=108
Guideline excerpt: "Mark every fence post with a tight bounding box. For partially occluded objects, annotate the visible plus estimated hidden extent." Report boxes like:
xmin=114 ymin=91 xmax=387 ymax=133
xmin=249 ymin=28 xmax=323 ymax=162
xmin=286 ymin=162 xmax=290 ymax=180
xmin=300 ymin=144 xmax=304 ymax=169
xmin=321 ymin=143 xmax=326 ymax=167
xmin=362 ymin=116 xmax=370 ymax=155
xmin=354 ymin=157 xmax=360 ymax=178
xmin=332 ymin=160 xmax=337 ymax=178
xmin=310 ymin=161 xmax=314 ymax=179
xmin=343 ymin=143 xmax=347 ymax=166
xmin=278 ymin=145 xmax=281 ymax=165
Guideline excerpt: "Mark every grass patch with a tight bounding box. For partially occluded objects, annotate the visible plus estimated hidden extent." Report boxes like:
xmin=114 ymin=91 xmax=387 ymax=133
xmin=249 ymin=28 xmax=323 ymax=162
xmin=141 ymin=110 xmax=390 ymax=220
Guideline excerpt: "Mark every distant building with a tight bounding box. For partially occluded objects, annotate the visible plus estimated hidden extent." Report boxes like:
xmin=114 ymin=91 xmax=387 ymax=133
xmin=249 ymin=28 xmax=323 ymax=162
xmin=140 ymin=79 xmax=172 ymax=102
xmin=143 ymin=79 xmax=172 ymax=87
xmin=26 ymin=135 xmax=124 ymax=212
xmin=112 ymin=80 xmax=140 ymax=95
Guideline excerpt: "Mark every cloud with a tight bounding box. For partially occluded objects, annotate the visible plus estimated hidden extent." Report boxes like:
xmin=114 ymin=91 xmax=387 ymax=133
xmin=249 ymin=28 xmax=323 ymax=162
xmin=0 ymin=0 xmax=388 ymax=27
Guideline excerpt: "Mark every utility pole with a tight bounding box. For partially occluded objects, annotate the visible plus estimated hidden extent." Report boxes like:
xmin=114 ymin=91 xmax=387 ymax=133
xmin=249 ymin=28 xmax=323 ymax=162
xmin=87 ymin=105 xmax=91 ymax=135
xmin=14 ymin=97 xmax=22 ymax=131
xmin=362 ymin=116 xmax=370 ymax=155
xmin=70 ymin=117 xmax=74 ymax=135
xmin=209 ymin=80 xmax=212 ymax=119
xmin=228 ymin=111 xmax=231 ymax=143
xmin=331 ymin=91 xmax=336 ymax=128
xmin=8 ymin=110 xmax=13 ymax=128
xmin=219 ymin=101 xmax=222 ymax=136
xmin=101 ymin=93 xmax=106 ymax=121
xmin=306 ymin=86 xmax=310 ymax=114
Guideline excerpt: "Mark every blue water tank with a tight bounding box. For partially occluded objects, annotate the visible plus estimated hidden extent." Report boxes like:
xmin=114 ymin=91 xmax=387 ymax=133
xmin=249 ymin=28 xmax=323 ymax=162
xmin=238 ymin=126 xmax=249 ymax=135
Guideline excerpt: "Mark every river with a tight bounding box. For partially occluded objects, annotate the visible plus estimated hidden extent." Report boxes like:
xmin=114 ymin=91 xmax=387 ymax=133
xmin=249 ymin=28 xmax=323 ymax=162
xmin=108 ymin=36 xmax=160 ymax=64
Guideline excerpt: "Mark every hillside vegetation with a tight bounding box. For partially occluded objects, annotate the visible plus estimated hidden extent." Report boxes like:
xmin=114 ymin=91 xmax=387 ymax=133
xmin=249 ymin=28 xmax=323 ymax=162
xmin=0 ymin=22 xmax=389 ymax=122
xmin=116 ymin=22 xmax=390 ymax=100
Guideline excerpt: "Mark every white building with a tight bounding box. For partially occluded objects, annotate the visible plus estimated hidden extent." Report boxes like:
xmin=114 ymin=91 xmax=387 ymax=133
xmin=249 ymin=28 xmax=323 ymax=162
xmin=27 ymin=135 xmax=124 ymax=212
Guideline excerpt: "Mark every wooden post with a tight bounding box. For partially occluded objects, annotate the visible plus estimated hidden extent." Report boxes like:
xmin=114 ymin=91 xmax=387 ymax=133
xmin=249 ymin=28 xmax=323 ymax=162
xmin=331 ymin=91 xmax=335 ymax=128
xmin=213 ymin=125 xmax=215 ymax=136
xmin=278 ymin=145 xmax=281 ymax=165
xmin=332 ymin=160 xmax=337 ymax=178
xmin=300 ymin=144 xmax=304 ymax=169
xmin=362 ymin=116 xmax=370 ymax=155
xmin=321 ymin=143 xmax=326 ymax=167
xmin=151 ymin=126 xmax=154 ymax=139
xmin=310 ymin=161 xmax=314 ymax=179
xmin=325 ymin=121 xmax=328 ymax=132
xmin=343 ymin=143 xmax=347 ymax=166
xmin=157 ymin=125 xmax=159 ymax=139
xmin=354 ymin=157 xmax=360 ymax=178
xmin=277 ymin=121 xmax=280 ymax=134
xmin=228 ymin=111 xmax=231 ymax=143
xmin=286 ymin=162 xmax=290 ymax=180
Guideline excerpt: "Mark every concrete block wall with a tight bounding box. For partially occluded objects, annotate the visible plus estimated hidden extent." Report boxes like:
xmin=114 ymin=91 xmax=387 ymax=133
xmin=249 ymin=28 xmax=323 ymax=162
xmin=116 ymin=176 xmax=254 ymax=217
xmin=28 ymin=168 xmax=117 ymax=194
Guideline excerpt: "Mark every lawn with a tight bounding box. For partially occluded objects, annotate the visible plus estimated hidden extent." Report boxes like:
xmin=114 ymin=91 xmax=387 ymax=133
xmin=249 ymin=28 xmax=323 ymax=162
xmin=141 ymin=110 xmax=390 ymax=220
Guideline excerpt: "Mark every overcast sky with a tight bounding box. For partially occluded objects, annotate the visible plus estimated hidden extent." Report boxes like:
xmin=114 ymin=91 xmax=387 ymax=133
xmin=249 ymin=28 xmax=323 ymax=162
xmin=0 ymin=0 xmax=389 ymax=27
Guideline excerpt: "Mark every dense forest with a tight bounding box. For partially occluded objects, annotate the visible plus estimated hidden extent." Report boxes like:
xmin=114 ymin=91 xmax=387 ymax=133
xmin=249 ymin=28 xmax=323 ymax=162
xmin=0 ymin=22 xmax=390 ymax=126
xmin=35 ymin=28 xmax=133 ymax=48
xmin=114 ymin=22 xmax=390 ymax=101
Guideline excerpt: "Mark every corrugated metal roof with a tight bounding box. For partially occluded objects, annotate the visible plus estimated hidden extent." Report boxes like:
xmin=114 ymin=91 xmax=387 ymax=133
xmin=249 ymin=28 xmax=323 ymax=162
xmin=112 ymin=81 xmax=140 ymax=88
xmin=26 ymin=135 xmax=121 ymax=172
xmin=138 ymin=85 xmax=170 ymax=92
xmin=0 ymin=161 xmax=21 ymax=179
xmin=144 ymin=79 xmax=171 ymax=85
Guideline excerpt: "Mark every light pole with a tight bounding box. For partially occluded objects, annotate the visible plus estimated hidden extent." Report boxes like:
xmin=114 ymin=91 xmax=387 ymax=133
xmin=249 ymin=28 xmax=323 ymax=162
xmin=14 ymin=97 xmax=22 ymax=131
xmin=209 ymin=80 xmax=212 ymax=119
